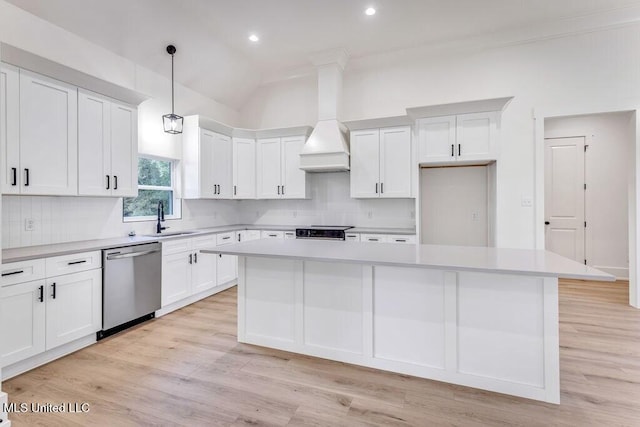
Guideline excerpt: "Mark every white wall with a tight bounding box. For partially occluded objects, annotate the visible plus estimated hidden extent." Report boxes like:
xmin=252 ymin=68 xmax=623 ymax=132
xmin=240 ymin=23 xmax=640 ymax=249
xmin=545 ymin=112 xmax=632 ymax=279
xmin=238 ymin=173 xmax=415 ymax=228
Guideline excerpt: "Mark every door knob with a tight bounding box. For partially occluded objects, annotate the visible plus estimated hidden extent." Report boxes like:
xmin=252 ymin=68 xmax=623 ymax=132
xmin=544 ymin=221 xmax=550 ymax=225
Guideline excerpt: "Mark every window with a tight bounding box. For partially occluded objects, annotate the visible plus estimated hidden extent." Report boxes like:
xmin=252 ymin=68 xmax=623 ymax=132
xmin=123 ymin=156 xmax=181 ymax=221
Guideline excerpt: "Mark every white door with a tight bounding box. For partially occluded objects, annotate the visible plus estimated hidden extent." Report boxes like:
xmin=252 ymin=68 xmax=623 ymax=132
xmin=379 ymin=127 xmax=412 ymax=198
xmin=199 ymin=130 xmax=216 ymax=198
xmin=350 ymin=129 xmax=380 ymax=198
xmin=216 ymin=253 xmax=237 ymax=285
xmin=193 ymin=250 xmax=217 ymax=293
xmin=1 ymin=63 xmax=20 ymax=194
xmin=78 ymin=91 xmax=111 ymax=196
xmin=212 ymin=134 xmax=232 ymax=199
xmin=281 ymin=136 xmax=307 ymax=199
xmin=110 ymin=102 xmax=138 ymax=197
xmin=456 ymin=112 xmax=496 ymax=161
xmin=161 ymin=252 xmax=192 ymax=306
xmin=233 ymin=137 xmax=256 ymax=199
xmin=45 ymin=269 xmax=102 ymax=350
xmin=544 ymin=137 xmax=585 ymax=263
xmin=0 ymin=279 xmax=46 ymax=367
xmin=19 ymin=70 xmax=78 ymax=195
xmin=257 ymin=138 xmax=281 ymax=199
xmin=418 ymin=116 xmax=456 ymax=163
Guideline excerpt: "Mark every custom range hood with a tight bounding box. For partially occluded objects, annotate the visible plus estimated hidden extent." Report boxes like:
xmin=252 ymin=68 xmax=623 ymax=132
xmin=299 ymin=50 xmax=350 ymax=172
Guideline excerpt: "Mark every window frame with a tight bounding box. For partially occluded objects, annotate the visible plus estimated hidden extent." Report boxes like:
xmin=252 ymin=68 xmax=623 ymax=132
xmin=122 ymin=155 xmax=182 ymax=223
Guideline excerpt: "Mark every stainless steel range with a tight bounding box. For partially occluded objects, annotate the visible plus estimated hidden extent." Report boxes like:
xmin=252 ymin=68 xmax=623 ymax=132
xmin=295 ymin=226 xmax=353 ymax=240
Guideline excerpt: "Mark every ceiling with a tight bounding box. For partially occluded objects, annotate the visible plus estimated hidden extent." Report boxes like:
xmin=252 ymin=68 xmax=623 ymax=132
xmin=7 ymin=0 xmax=640 ymax=109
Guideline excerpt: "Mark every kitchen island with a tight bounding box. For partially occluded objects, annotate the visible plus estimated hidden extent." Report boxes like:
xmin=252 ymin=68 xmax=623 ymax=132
xmin=202 ymin=239 xmax=613 ymax=403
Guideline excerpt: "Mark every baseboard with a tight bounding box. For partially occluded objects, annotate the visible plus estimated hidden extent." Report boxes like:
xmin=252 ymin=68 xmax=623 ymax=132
xmin=156 ymin=281 xmax=237 ymax=317
xmin=592 ymin=265 xmax=628 ymax=281
xmin=1 ymin=335 xmax=96 ymax=381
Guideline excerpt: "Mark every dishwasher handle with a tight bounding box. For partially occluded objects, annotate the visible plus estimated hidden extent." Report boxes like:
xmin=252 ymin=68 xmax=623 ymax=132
xmin=106 ymin=249 xmax=160 ymax=260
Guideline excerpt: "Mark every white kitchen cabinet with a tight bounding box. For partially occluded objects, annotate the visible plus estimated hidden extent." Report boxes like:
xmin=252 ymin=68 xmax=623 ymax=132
xmin=162 ymin=251 xmax=192 ymax=306
xmin=345 ymin=233 xmax=361 ymax=242
xmin=261 ymin=230 xmax=284 ymax=239
xmin=350 ymin=126 xmax=412 ymax=198
xmin=183 ymin=118 xmax=233 ymax=199
xmin=192 ymin=235 xmax=218 ymax=294
xmin=284 ymin=231 xmax=296 ymax=239
xmin=0 ymin=279 xmax=46 ymax=367
xmin=19 ymin=69 xmax=78 ymax=196
xmin=1 ymin=63 xmax=20 ymax=194
xmin=418 ymin=112 xmax=496 ymax=164
xmin=257 ymin=136 xmax=308 ymax=199
xmin=233 ymin=137 xmax=256 ymax=199
xmin=45 ymin=269 xmax=102 ymax=349
xmin=388 ymin=235 xmax=417 ymax=244
xmin=216 ymin=232 xmax=237 ymax=285
xmin=236 ymin=229 xmax=262 ymax=243
xmin=78 ymin=90 xmax=137 ymax=197
xmin=361 ymin=234 xmax=388 ymax=243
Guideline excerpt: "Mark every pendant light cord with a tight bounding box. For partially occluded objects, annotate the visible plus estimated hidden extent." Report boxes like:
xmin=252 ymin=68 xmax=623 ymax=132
xmin=171 ymin=53 xmax=175 ymax=115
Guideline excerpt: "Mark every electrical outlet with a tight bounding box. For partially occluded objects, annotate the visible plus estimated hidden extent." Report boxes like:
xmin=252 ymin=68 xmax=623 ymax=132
xmin=472 ymin=212 xmax=480 ymax=221
xmin=292 ymin=211 xmax=297 ymax=218
xmin=255 ymin=211 xmax=260 ymax=218
xmin=410 ymin=211 xmax=415 ymax=219
xmin=521 ymin=197 xmax=533 ymax=208
xmin=25 ymin=218 xmax=35 ymax=231
xmin=367 ymin=211 xmax=373 ymax=219
xmin=213 ymin=211 xmax=218 ymax=219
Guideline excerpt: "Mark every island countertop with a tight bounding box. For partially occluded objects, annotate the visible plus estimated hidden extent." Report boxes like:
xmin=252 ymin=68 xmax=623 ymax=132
xmin=202 ymin=239 xmax=614 ymax=281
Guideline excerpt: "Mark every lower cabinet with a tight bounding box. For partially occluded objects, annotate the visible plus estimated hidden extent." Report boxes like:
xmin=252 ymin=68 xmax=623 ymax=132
xmin=360 ymin=234 xmax=417 ymax=244
xmin=0 ymin=257 xmax=102 ymax=369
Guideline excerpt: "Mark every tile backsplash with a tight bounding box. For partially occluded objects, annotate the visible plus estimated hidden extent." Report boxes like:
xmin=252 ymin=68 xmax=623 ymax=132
xmin=2 ymin=173 xmax=415 ymax=249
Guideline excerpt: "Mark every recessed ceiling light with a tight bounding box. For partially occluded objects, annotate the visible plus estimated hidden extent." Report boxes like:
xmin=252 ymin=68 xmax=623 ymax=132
xmin=249 ymin=34 xmax=260 ymax=42
xmin=365 ymin=7 xmax=376 ymax=16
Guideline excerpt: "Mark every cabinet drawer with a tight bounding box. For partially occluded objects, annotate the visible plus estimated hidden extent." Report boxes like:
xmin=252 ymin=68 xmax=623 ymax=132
xmin=284 ymin=231 xmax=296 ymax=239
xmin=1 ymin=258 xmax=46 ymax=287
xmin=261 ymin=230 xmax=284 ymax=239
xmin=388 ymin=235 xmax=417 ymax=244
xmin=45 ymin=251 xmax=101 ymax=277
xmin=360 ymin=234 xmax=388 ymax=243
xmin=162 ymin=238 xmax=192 ymax=256
xmin=345 ymin=233 xmax=361 ymax=242
xmin=192 ymin=235 xmax=217 ymax=250
xmin=216 ymin=232 xmax=235 ymax=246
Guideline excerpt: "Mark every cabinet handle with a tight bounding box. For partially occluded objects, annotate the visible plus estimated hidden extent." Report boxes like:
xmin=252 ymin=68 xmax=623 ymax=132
xmin=215 ymin=184 xmax=219 ymax=195
xmin=451 ymin=144 xmax=454 ymax=157
xmin=238 ymin=234 xmax=241 ymax=242
xmin=277 ymin=185 xmax=281 ymax=195
xmin=38 ymin=285 xmax=44 ymax=303
xmin=24 ymin=168 xmax=29 ymax=186
xmin=369 ymin=238 xmax=379 ymax=242
xmin=395 ymin=239 xmax=407 ymax=242
xmin=219 ymin=254 xmax=222 ymax=258
xmin=282 ymin=185 xmax=285 ymax=195
xmin=11 ymin=167 xmax=17 ymax=186
xmin=106 ymin=175 xmax=110 ymax=190
xmin=114 ymin=175 xmax=118 ymax=190
xmin=234 ymin=185 xmax=237 ymax=196
xmin=1 ymin=270 xmax=24 ymax=277
xmin=380 ymin=183 xmax=384 ymax=194
xmin=375 ymin=183 xmax=378 ymax=194
xmin=222 ymin=236 xmax=230 ymax=240
xmin=194 ymin=252 xmax=198 ymax=264
xmin=458 ymin=144 xmax=461 ymax=156
xmin=189 ymin=254 xmax=193 ymax=264
xmin=67 ymin=260 xmax=87 ymax=265
xmin=51 ymin=282 xmax=56 ymax=299
xmin=545 ymin=221 xmax=550 ymax=225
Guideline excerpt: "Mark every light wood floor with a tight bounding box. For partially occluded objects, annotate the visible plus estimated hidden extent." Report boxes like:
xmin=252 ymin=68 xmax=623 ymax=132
xmin=4 ymin=280 xmax=640 ymax=426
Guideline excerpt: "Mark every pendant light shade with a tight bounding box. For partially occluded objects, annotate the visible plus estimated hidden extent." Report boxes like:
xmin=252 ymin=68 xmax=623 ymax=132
xmin=163 ymin=44 xmax=183 ymax=134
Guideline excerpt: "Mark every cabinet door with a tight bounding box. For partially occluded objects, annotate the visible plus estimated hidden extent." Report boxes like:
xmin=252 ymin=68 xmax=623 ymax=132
xmin=0 ymin=279 xmax=46 ymax=367
xmin=19 ymin=70 xmax=78 ymax=195
xmin=233 ymin=137 xmax=256 ymax=199
xmin=45 ymin=269 xmax=101 ymax=350
xmin=212 ymin=134 xmax=232 ymax=199
xmin=216 ymin=253 xmax=237 ymax=286
xmin=281 ymin=136 xmax=307 ymax=199
xmin=456 ymin=112 xmax=496 ymax=161
xmin=1 ymin=63 xmax=20 ymax=194
xmin=162 ymin=252 xmax=192 ymax=306
xmin=110 ymin=102 xmax=138 ymax=197
xmin=379 ymin=127 xmax=412 ymax=198
xmin=199 ymin=130 xmax=216 ymax=198
xmin=193 ymin=250 xmax=217 ymax=293
xmin=418 ymin=116 xmax=456 ymax=163
xmin=256 ymin=138 xmax=281 ymax=199
xmin=78 ymin=91 xmax=111 ymax=196
xmin=350 ymin=129 xmax=380 ymax=198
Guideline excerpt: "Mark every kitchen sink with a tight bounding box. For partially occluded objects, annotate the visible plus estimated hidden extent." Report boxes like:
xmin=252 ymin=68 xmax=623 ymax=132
xmin=144 ymin=231 xmax=199 ymax=238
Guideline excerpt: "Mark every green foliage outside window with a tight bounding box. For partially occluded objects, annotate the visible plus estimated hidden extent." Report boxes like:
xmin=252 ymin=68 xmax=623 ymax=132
xmin=123 ymin=157 xmax=178 ymax=219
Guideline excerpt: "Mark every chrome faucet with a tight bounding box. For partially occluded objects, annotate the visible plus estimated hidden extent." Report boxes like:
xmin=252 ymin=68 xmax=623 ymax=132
xmin=156 ymin=201 xmax=168 ymax=234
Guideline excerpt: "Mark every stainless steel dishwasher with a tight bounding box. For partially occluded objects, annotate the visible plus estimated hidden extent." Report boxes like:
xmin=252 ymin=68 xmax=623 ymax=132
xmin=98 ymin=242 xmax=161 ymax=339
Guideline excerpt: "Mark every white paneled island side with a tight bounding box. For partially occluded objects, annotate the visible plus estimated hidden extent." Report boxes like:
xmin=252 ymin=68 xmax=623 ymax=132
xmin=202 ymin=239 xmax=614 ymax=403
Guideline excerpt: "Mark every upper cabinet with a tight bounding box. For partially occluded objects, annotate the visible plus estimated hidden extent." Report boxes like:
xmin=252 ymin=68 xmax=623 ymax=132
xmin=418 ymin=112 xmax=497 ymax=164
xmin=232 ymin=137 xmax=256 ymax=199
xmin=350 ymin=126 xmax=412 ymax=198
xmin=78 ymin=90 xmax=137 ymax=197
xmin=1 ymin=67 xmax=79 ymax=196
xmin=256 ymin=135 xmax=308 ymax=199
xmin=183 ymin=117 xmax=233 ymax=199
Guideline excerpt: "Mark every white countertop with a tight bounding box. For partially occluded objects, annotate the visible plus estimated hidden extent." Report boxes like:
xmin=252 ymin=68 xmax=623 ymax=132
xmin=201 ymin=239 xmax=614 ymax=281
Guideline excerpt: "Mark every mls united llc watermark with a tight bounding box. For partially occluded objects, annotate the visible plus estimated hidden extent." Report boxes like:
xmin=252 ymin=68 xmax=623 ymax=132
xmin=3 ymin=402 xmax=90 ymax=413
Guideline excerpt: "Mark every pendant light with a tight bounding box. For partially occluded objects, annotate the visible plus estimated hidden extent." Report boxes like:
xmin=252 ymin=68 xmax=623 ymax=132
xmin=162 ymin=44 xmax=183 ymax=134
